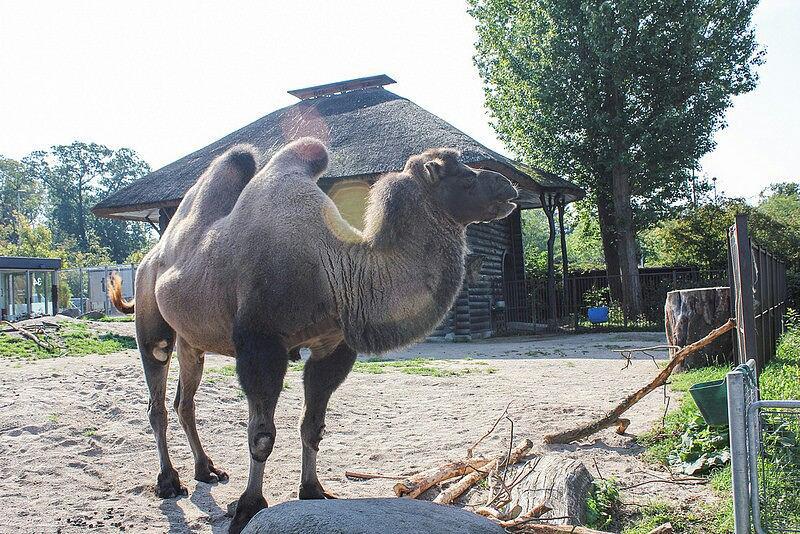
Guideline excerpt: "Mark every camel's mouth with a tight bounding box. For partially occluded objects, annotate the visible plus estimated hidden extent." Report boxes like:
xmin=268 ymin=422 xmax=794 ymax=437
xmin=479 ymin=200 xmax=517 ymax=223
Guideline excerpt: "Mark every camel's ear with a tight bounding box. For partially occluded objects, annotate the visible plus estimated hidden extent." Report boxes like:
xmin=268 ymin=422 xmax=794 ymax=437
xmin=424 ymin=160 xmax=441 ymax=183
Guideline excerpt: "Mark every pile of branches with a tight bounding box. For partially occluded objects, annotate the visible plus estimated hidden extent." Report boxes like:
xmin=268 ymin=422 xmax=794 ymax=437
xmin=1 ymin=320 xmax=66 ymax=355
xmin=366 ymin=404 xmax=602 ymax=532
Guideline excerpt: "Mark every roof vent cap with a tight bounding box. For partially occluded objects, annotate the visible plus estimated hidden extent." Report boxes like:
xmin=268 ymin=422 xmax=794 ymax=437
xmin=288 ymin=74 xmax=396 ymax=100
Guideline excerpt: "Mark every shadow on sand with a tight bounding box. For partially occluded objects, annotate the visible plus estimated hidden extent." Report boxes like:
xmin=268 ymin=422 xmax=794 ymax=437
xmin=158 ymin=480 xmax=231 ymax=534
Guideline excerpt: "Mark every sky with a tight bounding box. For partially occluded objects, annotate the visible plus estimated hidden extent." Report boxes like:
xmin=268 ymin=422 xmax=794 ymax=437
xmin=1 ymin=0 xmax=798 ymax=203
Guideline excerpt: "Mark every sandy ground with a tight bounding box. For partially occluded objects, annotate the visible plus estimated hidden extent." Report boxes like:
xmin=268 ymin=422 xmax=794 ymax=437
xmin=0 ymin=323 xmax=716 ymax=533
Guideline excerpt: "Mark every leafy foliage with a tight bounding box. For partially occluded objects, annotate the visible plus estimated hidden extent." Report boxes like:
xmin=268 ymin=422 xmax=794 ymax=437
xmin=586 ymin=478 xmax=620 ymax=529
xmin=469 ymin=0 xmax=763 ymax=304
xmin=0 ymin=155 xmax=43 ymax=225
xmin=668 ymin=417 xmax=730 ymax=475
xmin=1 ymin=143 xmax=155 ymax=268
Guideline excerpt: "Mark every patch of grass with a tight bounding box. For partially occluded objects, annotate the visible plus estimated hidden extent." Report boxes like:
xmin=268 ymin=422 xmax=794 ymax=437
xmin=47 ymin=413 xmax=59 ymax=423
xmin=0 ymin=323 xmax=136 ymax=360
xmin=95 ymin=315 xmax=135 ymax=323
xmin=622 ymin=501 xmax=717 ymax=534
xmin=350 ymin=357 xmax=497 ymax=377
xmin=632 ymin=326 xmax=800 ymax=533
xmin=82 ymin=427 xmax=98 ymax=437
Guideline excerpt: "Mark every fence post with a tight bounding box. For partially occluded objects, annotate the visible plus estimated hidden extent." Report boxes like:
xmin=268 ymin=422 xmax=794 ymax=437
xmin=103 ymin=266 xmax=109 ymax=315
xmin=730 ymin=214 xmax=758 ymax=368
xmin=727 ymin=368 xmax=751 ymax=533
xmin=25 ymin=270 xmax=32 ymax=318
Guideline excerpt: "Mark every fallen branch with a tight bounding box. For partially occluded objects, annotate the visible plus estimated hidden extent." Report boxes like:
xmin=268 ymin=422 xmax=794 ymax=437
xmin=0 ymin=320 xmax=56 ymax=352
xmin=434 ymin=439 xmax=533 ymax=504
xmin=435 ymin=458 xmax=499 ymax=505
xmin=467 ymin=401 xmax=512 ymax=458
xmin=393 ymin=457 xmax=492 ymax=498
xmin=543 ymin=318 xmax=735 ymax=444
xmin=496 ymin=502 xmax=552 ymax=527
xmin=344 ymin=471 xmax=405 ymax=481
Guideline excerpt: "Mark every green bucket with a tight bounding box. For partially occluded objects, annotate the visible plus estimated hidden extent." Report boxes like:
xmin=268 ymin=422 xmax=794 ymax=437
xmin=689 ymin=378 xmax=729 ymax=426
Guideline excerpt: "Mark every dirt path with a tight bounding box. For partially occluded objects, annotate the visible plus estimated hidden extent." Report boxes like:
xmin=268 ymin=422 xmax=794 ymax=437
xmin=0 ymin=328 xmax=714 ymax=533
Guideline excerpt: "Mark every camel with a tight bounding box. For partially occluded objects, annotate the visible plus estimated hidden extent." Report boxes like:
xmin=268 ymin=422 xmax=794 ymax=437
xmin=108 ymin=137 xmax=517 ymax=533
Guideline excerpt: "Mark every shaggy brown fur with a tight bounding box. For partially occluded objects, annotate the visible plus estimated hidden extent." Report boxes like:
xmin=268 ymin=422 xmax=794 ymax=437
xmin=113 ymin=137 xmax=517 ymax=533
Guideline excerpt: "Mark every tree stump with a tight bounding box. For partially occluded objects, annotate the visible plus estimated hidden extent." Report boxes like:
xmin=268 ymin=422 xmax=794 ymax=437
xmin=664 ymin=287 xmax=733 ymax=369
xmin=506 ymin=456 xmax=593 ymax=526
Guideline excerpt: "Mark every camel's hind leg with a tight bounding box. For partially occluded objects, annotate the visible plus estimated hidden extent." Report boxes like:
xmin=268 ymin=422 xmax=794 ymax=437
xmin=173 ymin=337 xmax=228 ymax=484
xmin=141 ymin=340 xmax=185 ymax=498
xmin=135 ymin=270 xmax=184 ymax=498
xmin=228 ymin=328 xmax=289 ymax=534
xmin=299 ymin=341 xmax=357 ymax=499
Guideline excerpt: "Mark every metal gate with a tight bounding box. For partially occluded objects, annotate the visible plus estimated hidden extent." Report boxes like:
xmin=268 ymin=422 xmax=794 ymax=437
xmin=728 ymin=361 xmax=800 ymax=533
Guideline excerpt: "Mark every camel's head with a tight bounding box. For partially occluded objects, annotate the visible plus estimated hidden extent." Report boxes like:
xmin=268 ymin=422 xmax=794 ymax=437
xmin=407 ymin=149 xmax=518 ymax=225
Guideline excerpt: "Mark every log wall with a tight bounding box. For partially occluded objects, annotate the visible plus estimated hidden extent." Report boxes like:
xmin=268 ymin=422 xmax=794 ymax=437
xmin=439 ymin=208 xmax=524 ymax=341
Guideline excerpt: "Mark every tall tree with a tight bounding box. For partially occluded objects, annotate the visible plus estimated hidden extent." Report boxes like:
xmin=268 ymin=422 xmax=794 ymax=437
xmin=469 ymin=0 xmax=763 ymax=315
xmin=0 ymin=155 xmax=43 ymax=225
xmin=24 ymin=142 xmax=152 ymax=263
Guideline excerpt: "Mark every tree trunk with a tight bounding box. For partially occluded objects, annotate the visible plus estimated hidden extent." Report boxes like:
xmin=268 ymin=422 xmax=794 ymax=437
xmin=664 ymin=287 xmax=733 ymax=369
xmin=506 ymin=455 xmax=593 ymax=526
xmin=596 ymin=183 xmax=624 ymax=303
xmin=611 ymin=163 xmax=643 ymax=318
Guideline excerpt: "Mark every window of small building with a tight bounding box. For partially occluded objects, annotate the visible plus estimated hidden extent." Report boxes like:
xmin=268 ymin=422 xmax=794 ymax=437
xmin=327 ymin=180 xmax=372 ymax=231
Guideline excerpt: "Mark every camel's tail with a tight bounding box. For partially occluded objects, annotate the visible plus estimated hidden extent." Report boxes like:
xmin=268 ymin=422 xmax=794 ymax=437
xmin=108 ymin=272 xmax=135 ymax=314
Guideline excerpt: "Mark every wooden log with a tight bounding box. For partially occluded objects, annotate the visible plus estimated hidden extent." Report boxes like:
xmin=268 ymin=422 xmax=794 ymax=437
xmin=543 ymin=318 xmax=736 ymax=444
xmin=506 ymin=455 xmax=593 ymax=526
xmin=393 ymin=457 xmax=492 ymax=498
xmin=664 ymin=287 xmax=733 ymax=369
xmin=434 ymin=439 xmax=533 ymax=505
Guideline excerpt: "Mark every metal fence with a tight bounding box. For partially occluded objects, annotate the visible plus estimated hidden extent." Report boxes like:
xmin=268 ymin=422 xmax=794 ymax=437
xmin=503 ymin=268 xmax=727 ymax=334
xmin=59 ymin=264 xmax=137 ymax=315
xmin=728 ymin=360 xmax=800 ymax=534
xmin=729 ymin=214 xmax=788 ymax=370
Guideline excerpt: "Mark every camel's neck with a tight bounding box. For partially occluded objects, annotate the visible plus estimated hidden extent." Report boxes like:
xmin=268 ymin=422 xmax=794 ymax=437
xmin=335 ymin=176 xmax=467 ymax=354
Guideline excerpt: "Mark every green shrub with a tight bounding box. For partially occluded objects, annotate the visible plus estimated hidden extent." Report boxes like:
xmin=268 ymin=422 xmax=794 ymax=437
xmin=586 ymin=478 xmax=620 ymax=530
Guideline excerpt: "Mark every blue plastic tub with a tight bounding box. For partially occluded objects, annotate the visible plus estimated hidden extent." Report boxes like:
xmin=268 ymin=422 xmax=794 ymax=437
xmin=588 ymin=306 xmax=610 ymax=324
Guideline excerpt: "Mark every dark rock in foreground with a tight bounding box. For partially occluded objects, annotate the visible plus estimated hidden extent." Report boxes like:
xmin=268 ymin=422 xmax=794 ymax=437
xmin=241 ymin=497 xmax=505 ymax=534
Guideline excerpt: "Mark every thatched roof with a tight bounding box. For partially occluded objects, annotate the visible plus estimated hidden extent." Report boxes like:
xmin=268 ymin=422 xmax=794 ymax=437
xmin=93 ymin=82 xmax=584 ymax=222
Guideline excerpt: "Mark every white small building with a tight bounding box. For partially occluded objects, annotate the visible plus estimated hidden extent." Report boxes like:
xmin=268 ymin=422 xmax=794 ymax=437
xmin=0 ymin=256 xmax=61 ymax=321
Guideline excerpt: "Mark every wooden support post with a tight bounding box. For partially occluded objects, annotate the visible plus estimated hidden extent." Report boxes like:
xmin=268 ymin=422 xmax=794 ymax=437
xmin=557 ymin=195 xmax=568 ymax=315
xmin=729 ymin=214 xmax=757 ymax=369
xmin=540 ymin=192 xmax=557 ymax=325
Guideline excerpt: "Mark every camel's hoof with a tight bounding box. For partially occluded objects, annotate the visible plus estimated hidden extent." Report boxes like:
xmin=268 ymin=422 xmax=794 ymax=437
xmin=228 ymin=495 xmax=267 ymax=534
xmin=299 ymin=482 xmax=338 ymax=500
xmin=155 ymin=468 xmax=187 ymax=499
xmin=195 ymin=461 xmax=229 ymax=484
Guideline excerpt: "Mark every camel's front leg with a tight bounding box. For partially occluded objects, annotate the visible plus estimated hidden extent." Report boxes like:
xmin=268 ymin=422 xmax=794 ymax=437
xmin=229 ymin=330 xmax=288 ymax=534
xmin=299 ymin=341 xmax=357 ymax=499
